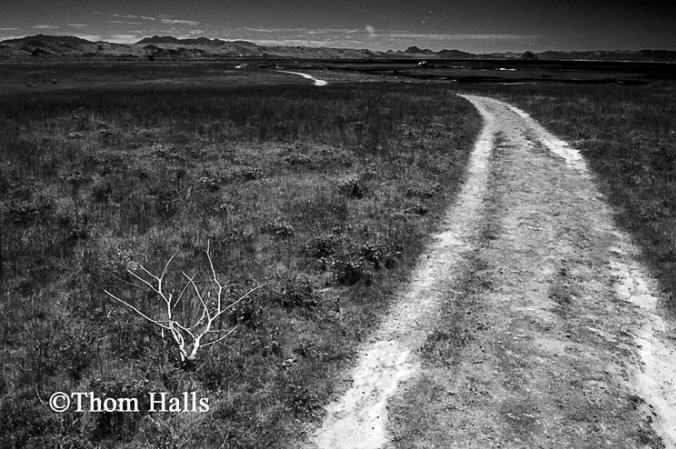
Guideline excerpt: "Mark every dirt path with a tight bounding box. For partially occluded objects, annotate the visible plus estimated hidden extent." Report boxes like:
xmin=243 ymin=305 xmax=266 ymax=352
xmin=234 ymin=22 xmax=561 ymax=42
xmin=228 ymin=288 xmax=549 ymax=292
xmin=310 ymin=92 xmax=497 ymax=449
xmin=307 ymin=95 xmax=676 ymax=449
xmin=276 ymin=70 xmax=328 ymax=86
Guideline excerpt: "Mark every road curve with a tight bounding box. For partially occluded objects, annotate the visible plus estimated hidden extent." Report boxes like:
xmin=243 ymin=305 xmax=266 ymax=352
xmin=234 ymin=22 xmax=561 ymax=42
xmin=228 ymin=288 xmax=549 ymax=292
xmin=277 ymin=70 xmax=328 ymax=86
xmin=307 ymin=95 xmax=676 ymax=449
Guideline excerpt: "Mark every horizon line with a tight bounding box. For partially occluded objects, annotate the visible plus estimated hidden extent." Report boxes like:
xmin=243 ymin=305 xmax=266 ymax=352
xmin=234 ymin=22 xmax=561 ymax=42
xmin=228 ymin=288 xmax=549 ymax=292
xmin=2 ymin=33 xmax=676 ymax=54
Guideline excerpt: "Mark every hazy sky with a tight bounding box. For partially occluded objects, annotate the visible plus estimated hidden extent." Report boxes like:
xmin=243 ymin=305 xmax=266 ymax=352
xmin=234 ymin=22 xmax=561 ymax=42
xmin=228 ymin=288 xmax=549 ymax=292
xmin=0 ymin=0 xmax=673 ymax=52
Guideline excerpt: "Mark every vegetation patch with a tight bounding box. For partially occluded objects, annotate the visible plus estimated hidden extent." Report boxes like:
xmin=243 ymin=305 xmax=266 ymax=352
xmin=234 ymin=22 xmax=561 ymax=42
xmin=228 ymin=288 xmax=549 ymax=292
xmin=0 ymin=81 xmax=480 ymax=448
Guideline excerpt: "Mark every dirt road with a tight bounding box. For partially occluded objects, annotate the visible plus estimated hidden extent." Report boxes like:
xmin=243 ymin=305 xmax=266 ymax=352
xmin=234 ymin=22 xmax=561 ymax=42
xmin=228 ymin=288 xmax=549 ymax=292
xmin=276 ymin=70 xmax=328 ymax=86
xmin=309 ymin=95 xmax=676 ymax=448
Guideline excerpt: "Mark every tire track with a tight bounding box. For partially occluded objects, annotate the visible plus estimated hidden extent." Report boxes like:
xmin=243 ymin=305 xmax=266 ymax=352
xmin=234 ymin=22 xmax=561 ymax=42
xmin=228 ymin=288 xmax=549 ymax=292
xmin=309 ymin=95 xmax=497 ymax=449
xmin=309 ymin=94 xmax=676 ymax=449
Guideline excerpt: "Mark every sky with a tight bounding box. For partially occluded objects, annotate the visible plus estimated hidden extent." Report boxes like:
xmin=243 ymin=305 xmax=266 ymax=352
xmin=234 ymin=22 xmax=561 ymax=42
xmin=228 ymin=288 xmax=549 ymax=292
xmin=0 ymin=0 xmax=674 ymax=52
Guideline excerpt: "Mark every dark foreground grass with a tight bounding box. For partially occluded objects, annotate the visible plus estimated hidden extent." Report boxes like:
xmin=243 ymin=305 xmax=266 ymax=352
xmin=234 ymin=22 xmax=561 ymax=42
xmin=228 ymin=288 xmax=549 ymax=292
xmin=0 ymin=82 xmax=480 ymax=448
xmin=459 ymin=83 xmax=676 ymax=309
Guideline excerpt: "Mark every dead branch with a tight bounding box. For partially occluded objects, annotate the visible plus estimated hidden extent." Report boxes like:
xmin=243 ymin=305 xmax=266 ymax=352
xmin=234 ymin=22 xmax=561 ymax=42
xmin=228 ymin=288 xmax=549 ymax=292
xmin=104 ymin=243 xmax=261 ymax=362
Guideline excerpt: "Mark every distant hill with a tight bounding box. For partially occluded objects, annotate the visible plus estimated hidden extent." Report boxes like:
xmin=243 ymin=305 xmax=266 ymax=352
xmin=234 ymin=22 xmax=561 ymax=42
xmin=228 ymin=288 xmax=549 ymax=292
xmin=397 ymin=46 xmax=475 ymax=59
xmin=535 ymin=49 xmax=676 ymax=62
xmin=437 ymin=49 xmax=476 ymax=59
xmin=2 ymin=34 xmax=92 ymax=46
xmin=403 ymin=46 xmax=435 ymax=55
xmin=0 ymin=34 xmax=377 ymax=59
xmin=136 ymin=36 xmax=227 ymax=46
xmin=0 ymin=34 xmax=674 ymax=62
xmin=485 ymin=49 xmax=676 ymax=62
xmin=0 ymin=34 xmax=140 ymax=58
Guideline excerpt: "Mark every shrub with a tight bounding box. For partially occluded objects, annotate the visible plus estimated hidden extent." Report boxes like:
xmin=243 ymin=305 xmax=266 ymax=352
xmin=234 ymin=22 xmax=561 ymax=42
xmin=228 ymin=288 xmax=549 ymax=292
xmin=338 ymin=177 xmax=365 ymax=199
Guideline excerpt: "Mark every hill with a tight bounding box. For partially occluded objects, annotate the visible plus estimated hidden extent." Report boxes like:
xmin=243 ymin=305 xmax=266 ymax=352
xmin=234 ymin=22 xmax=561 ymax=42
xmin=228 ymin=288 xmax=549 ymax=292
xmin=0 ymin=34 xmax=378 ymax=59
xmin=0 ymin=34 xmax=139 ymax=58
xmin=0 ymin=34 xmax=674 ymax=61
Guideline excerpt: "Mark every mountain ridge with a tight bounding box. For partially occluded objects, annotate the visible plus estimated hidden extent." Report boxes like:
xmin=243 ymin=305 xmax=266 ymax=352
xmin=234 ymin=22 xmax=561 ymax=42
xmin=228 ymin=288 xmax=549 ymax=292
xmin=1 ymin=34 xmax=675 ymax=62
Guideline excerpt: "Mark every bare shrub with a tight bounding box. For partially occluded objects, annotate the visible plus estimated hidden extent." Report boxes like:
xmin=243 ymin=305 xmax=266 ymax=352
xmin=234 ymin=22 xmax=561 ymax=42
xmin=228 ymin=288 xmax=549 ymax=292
xmin=104 ymin=242 xmax=261 ymax=363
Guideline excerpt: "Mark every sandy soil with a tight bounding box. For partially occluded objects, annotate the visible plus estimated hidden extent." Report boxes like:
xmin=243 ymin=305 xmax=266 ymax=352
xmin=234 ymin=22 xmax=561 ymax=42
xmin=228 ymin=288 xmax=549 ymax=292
xmin=307 ymin=95 xmax=676 ymax=449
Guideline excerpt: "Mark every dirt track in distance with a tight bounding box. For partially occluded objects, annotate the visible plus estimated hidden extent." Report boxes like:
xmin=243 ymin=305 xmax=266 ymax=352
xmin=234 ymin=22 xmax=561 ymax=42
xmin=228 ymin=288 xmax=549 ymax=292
xmin=307 ymin=95 xmax=676 ymax=449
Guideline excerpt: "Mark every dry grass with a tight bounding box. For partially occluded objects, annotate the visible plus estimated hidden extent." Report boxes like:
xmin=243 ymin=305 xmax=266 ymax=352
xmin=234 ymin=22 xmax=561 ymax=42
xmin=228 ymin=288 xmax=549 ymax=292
xmin=0 ymin=80 xmax=480 ymax=448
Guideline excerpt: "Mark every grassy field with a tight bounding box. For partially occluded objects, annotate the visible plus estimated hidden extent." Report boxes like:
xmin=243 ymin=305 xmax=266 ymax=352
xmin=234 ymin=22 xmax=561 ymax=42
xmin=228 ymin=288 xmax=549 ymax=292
xmin=0 ymin=61 xmax=377 ymax=95
xmin=458 ymin=82 xmax=676 ymax=308
xmin=3 ymin=60 xmax=673 ymax=448
xmin=0 ymin=80 xmax=480 ymax=448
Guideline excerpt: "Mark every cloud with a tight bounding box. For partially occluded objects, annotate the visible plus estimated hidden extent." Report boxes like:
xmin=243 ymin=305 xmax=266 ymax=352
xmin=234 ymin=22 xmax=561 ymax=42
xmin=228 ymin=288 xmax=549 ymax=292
xmin=233 ymin=27 xmax=380 ymax=47
xmin=0 ymin=27 xmax=19 ymax=31
xmin=252 ymin=39 xmax=338 ymax=47
xmin=108 ymin=20 xmax=143 ymax=25
xmin=33 ymin=24 xmax=60 ymax=30
xmin=121 ymin=14 xmax=200 ymax=26
xmin=160 ymin=18 xmax=201 ymax=26
xmin=111 ymin=13 xmax=140 ymax=19
xmin=244 ymin=27 xmax=365 ymax=35
xmin=385 ymin=32 xmax=536 ymax=41
xmin=243 ymin=27 xmax=287 ymax=33
xmin=68 ymin=24 xmax=89 ymax=28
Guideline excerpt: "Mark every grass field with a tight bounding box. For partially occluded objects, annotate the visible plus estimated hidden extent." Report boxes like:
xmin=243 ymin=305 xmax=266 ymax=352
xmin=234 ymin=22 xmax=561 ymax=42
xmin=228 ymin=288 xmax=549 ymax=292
xmin=2 ymin=60 xmax=674 ymax=448
xmin=0 ymin=80 xmax=480 ymax=448
xmin=458 ymin=83 xmax=676 ymax=308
